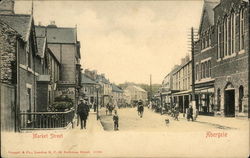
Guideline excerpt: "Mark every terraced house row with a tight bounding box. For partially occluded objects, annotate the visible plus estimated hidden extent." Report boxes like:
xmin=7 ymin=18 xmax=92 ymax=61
xmin=161 ymin=0 xmax=249 ymax=118
xmin=0 ymin=0 xmax=82 ymax=132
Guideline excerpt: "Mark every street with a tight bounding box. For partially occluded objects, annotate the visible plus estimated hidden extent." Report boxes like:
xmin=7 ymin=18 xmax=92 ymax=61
xmin=2 ymin=109 xmax=249 ymax=158
xmin=99 ymin=107 xmax=246 ymax=132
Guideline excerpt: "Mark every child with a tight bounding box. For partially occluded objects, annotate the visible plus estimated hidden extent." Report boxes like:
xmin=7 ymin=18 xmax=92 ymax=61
xmin=113 ymin=110 xmax=119 ymax=131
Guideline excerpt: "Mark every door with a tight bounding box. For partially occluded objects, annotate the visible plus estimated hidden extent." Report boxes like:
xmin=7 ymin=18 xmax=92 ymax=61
xmin=224 ymin=90 xmax=235 ymax=117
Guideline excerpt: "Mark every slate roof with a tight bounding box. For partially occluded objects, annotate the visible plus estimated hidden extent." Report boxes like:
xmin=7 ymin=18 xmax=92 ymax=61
xmin=112 ymin=84 xmax=123 ymax=93
xmin=36 ymin=37 xmax=46 ymax=58
xmin=35 ymin=26 xmax=77 ymax=44
xmin=198 ymin=0 xmax=219 ymax=33
xmin=96 ymin=75 xmax=110 ymax=84
xmin=0 ymin=14 xmax=32 ymax=41
xmin=81 ymin=74 xmax=98 ymax=84
xmin=130 ymin=85 xmax=146 ymax=92
xmin=205 ymin=1 xmax=219 ymax=25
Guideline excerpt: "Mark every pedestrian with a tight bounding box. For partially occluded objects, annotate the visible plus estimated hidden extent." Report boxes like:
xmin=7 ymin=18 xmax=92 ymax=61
xmin=187 ymin=105 xmax=194 ymax=121
xmin=138 ymin=100 xmax=144 ymax=118
xmin=77 ymin=98 xmax=90 ymax=129
xmin=113 ymin=110 xmax=119 ymax=130
xmin=174 ymin=106 xmax=179 ymax=121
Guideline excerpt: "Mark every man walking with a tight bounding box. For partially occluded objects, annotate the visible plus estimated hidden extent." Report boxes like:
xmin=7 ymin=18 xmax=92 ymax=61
xmin=77 ymin=98 xmax=90 ymax=129
xmin=187 ymin=105 xmax=194 ymax=121
xmin=113 ymin=110 xmax=119 ymax=131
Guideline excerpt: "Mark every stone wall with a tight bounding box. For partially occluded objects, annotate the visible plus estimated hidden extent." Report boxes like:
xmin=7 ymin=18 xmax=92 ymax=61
xmin=0 ymin=21 xmax=17 ymax=84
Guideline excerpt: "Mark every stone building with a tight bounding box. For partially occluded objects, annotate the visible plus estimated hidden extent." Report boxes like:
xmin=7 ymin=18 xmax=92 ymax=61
xmin=124 ymin=85 xmax=147 ymax=104
xmin=80 ymin=73 xmax=98 ymax=105
xmin=0 ymin=11 xmax=40 ymax=131
xmin=111 ymin=84 xmax=124 ymax=107
xmin=213 ymin=0 xmax=249 ymax=117
xmin=194 ymin=0 xmax=219 ymax=115
xmin=35 ymin=23 xmax=82 ymax=107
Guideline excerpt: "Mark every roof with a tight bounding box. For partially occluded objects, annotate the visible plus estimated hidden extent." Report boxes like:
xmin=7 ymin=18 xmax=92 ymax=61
xmin=0 ymin=14 xmax=32 ymax=41
xmin=35 ymin=26 xmax=77 ymax=44
xmin=112 ymin=84 xmax=123 ymax=93
xmin=198 ymin=0 xmax=219 ymax=33
xmin=96 ymin=75 xmax=110 ymax=84
xmin=36 ymin=37 xmax=46 ymax=58
xmin=172 ymin=60 xmax=192 ymax=75
xmin=129 ymin=85 xmax=146 ymax=92
xmin=81 ymin=74 xmax=98 ymax=84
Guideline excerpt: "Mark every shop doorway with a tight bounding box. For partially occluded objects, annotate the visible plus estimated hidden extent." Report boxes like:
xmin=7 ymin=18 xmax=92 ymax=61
xmin=224 ymin=89 xmax=235 ymax=117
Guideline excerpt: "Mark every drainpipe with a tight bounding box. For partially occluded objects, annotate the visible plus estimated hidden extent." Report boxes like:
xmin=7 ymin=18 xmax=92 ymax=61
xmin=16 ymin=38 xmax=20 ymax=132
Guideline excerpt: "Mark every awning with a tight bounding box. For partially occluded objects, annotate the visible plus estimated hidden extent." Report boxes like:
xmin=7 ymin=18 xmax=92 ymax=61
xmin=172 ymin=90 xmax=192 ymax=96
xmin=195 ymin=87 xmax=214 ymax=93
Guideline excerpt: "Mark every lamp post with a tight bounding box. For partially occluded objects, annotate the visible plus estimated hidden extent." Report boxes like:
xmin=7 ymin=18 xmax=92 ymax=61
xmin=95 ymin=84 xmax=101 ymax=120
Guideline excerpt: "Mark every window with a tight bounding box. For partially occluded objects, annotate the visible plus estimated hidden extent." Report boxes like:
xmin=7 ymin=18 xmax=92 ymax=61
xmin=205 ymin=61 xmax=208 ymax=78
xmin=228 ymin=15 xmax=231 ymax=55
xmin=224 ymin=17 xmax=228 ymax=56
xmin=208 ymin=60 xmax=211 ymax=77
xmin=195 ymin=64 xmax=199 ymax=80
xmin=27 ymin=88 xmax=32 ymax=120
xmin=240 ymin=9 xmax=245 ymax=50
xmin=217 ymin=24 xmax=221 ymax=59
xmin=199 ymin=64 xmax=202 ymax=80
xmin=209 ymin=32 xmax=211 ymax=46
xmin=231 ymin=12 xmax=235 ymax=54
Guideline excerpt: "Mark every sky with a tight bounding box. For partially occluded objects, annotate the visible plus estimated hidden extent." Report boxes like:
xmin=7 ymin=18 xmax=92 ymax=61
xmin=15 ymin=0 xmax=203 ymax=84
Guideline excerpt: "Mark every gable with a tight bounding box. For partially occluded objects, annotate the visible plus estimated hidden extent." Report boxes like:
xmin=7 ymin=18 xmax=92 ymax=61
xmin=200 ymin=10 xmax=211 ymax=33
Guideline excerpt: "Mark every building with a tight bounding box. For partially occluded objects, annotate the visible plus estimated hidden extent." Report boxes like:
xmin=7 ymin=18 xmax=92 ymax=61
xmin=213 ymin=0 xmax=249 ymax=117
xmin=0 ymin=3 xmax=40 ymax=131
xmin=80 ymin=73 xmax=99 ymax=105
xmin=161 ymin=65 xmax=180 ymax=105
xmin=35 ymin=32 xmax=61 ymax=112
xmin=194 ymin=0 xmax=219 ymax=115
xmin=35 ymin=22 xmax=82 ymax=107
xmin=111 ymin=84 xmax=124 ymax=107
xmin=124 ymin=85 xmax=147 ymax=104
xmin=172 ymin=56 xmax=192 ymax=113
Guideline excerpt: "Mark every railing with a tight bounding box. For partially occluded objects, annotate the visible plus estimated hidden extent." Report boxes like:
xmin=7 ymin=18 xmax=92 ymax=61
xmin=19 ymin=109 xmax=75 ymax=130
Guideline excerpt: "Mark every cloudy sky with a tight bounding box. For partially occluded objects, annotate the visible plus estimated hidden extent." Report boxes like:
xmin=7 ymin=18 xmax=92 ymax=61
xmin=15 ymin=0 xmax=203 ymax=84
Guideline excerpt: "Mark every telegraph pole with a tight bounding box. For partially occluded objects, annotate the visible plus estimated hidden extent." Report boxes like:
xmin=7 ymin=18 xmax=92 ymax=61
xmin=150 ymin=74 xmax=152 ymax=101
xmin=248 ymin=1 xmax=250 ymax=118
xmin=191 ymin=27 xmax=195 ymax=103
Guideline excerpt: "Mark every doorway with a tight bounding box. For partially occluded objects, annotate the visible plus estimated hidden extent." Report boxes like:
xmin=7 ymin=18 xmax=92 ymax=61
xmin=224 ymin=89 xmax=235 ymax=117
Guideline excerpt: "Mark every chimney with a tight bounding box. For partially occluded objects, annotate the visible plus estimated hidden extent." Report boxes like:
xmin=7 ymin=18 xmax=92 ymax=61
xmin=38 ymin=21 xmax=42 ymax=26
xmin=0 ymin=0 xmax=15 ymax=14
xmin=47 ymin=20 xmax=57 ymax=28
